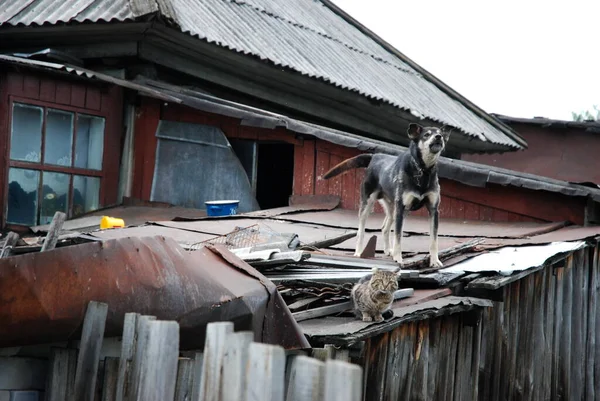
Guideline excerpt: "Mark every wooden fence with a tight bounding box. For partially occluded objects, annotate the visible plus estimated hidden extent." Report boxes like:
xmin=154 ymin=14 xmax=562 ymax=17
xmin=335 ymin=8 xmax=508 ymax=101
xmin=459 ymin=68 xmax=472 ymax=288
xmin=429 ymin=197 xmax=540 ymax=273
xmin=44 ymin=301 xmax=362 ymax=401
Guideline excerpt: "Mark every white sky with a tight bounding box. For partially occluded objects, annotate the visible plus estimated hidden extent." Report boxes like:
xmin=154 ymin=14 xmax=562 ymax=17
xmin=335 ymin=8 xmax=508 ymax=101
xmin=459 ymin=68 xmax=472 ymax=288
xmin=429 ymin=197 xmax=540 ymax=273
xmin=331 ymin=0 xmax=599 ymax=120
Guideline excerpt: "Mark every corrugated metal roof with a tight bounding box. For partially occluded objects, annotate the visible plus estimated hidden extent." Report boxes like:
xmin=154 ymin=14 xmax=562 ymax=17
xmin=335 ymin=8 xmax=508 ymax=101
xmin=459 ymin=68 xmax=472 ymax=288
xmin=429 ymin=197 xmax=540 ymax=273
xmin=0 ymin=0 xmax=522 ymax=149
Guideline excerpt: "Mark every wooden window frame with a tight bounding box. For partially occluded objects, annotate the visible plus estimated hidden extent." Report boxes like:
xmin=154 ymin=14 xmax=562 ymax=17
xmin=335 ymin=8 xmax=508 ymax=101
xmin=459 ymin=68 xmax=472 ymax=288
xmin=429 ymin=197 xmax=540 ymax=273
xmin=5 ymin=96 xmax=109 ymax=228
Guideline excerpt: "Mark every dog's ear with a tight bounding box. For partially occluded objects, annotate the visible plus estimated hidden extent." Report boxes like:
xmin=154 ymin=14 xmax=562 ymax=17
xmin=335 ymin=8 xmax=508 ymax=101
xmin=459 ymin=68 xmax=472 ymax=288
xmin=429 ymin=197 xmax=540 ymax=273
xmin=407 ymin=123 xmax=422 ymax=140
xmin=441 ymin=125 xmax=452 ymax=142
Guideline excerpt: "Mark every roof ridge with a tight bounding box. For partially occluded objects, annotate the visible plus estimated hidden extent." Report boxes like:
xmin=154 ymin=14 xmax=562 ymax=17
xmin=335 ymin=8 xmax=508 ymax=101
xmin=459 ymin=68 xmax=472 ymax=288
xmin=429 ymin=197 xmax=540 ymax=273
xmin=225 ymin=0 xmax=419 ymax=77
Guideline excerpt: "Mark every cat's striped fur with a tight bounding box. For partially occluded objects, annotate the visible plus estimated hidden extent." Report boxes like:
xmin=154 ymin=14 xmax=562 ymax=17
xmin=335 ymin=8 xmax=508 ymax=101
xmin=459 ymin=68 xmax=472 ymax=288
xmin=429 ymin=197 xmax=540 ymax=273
xmin=351 ymin=267 xmax=400 ymax=322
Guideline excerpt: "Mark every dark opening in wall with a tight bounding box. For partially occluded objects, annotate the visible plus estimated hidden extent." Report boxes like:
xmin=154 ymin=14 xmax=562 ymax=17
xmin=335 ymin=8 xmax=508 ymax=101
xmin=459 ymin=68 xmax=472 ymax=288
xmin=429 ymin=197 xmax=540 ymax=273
xmin=256 ymin=143 xmax=294 ymax=210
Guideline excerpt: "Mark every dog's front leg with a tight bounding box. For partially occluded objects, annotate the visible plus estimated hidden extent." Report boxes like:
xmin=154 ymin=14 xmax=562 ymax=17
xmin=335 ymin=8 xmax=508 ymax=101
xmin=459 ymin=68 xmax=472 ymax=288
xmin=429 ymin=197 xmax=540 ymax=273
xmin=354 ymin=196 xmax=375 ymax=256
xmin=391 ymin=202 xmax=405 ymax=266
xmin=380 ymin=199 xmax=394 ymax=256
xmin=427 ymin=202 xmax=443 ymax=268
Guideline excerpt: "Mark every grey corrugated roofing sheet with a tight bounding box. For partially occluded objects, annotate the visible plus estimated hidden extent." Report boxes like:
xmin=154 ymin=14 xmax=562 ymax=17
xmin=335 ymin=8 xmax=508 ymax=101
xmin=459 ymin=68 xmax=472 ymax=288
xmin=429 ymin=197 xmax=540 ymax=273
xmin=0 ymin=0 xmax=523 ymax=150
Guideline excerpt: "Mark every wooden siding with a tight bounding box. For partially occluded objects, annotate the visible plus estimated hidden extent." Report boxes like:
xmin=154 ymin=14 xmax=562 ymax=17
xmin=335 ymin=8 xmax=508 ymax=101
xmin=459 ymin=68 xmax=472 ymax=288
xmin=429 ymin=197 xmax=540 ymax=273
xmin=362 ymin=311 xmax=483 ymax=401
xmin=0 ymin=70 xmax=123 ymax=228
xmin=476 ymin=245 xmax=600 ymax=401
xmin=131 ymin=99 xmax=585 ymax=224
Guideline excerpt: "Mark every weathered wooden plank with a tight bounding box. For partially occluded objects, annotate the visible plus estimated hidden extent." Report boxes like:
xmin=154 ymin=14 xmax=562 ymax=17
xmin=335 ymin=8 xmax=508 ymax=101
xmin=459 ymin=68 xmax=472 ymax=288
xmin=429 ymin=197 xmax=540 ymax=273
xmin=333 ymin=349 xmax=350 ymax=362
xmin=221 ymin=331 xmax=253 ymax=401
xmin=398 ymin=323 xmax=417 ymax=401
xmin=504 ymin=280 xmax=520 ymax=401
xmin=518 ymin=274 xmax=534 ymax=401
xmin=285 ymin=355 xmax=325 ymax=401
xmin=477 ymin=307 xmax=491 ymax=401
xmin=129 ymin=315 xmax=157 ymax=401
xmin=293 ymin=302 xmax=352 ymax=323
xmin=134 ymin=321 xmax=180 ymax=401
xmin=323 ymin=360 xmax=362 ymax=401
xmin=46 ymin=347 xmax=78 ymax=401
xmin=551 ymin=265 xmax=564 ymax=401
xmin=559 ymin=257 xmax=573 ymax=399
xmin=412 ymin=321 xmax=430 ymax=401
xmin=531 ymin=270 xmax=545 ymax=401
xmin=364 ymin=333 xmax=388 ymax=401
xmin=470 ymin=314 xmax=483 ymax=401
xmin=0 ymin=231 xmax=19 ymax=258
xmin=197 ymin=322 xmax=234 ymax=401
xmin=73 ymin=301 xmax=109 ymax=401
xmin=174 ymin=358 xmax=194 ymax=401
xmin=570 ymin=251 xmax=584 ymax=401
xmin=588 ymin=247 xmax=599 ymax=401
xmin=452 ymin=315 xmax=471 ymax=401
xmin=383 ymin=326 xmax=402 ymax=400
xmin=101 ymin=357 xmax=119 ymax=401
xmin=542 ymin=264 xmax=555 ymax=401
xmin=593 ymin=247 xmax=600 ymax=399
xmin=426 ymin=318 xmax=440 ymax=400
xmin=41 ymin=211 xmax=66 ymax=251
xmin=115 ymin=312 xmax=139 ymax=401
xmin=311 ymin=346 xmax=334 ymax=362
xmin=245 ymin=343 xmax=286 ymax=401
xmin=191 ymin=352 xmax=204 ymax=401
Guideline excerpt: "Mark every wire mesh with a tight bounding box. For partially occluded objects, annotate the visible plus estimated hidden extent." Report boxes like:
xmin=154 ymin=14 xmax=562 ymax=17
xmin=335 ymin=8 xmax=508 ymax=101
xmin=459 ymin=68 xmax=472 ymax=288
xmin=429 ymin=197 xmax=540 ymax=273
xmin=188 ymin=223 xmax=291 ymax=250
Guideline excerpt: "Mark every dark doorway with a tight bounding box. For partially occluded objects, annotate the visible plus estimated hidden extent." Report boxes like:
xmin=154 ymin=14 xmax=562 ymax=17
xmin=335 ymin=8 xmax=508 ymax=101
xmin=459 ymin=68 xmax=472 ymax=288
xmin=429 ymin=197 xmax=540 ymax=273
xmin=256 ymin=143 xmax=294 ymax=209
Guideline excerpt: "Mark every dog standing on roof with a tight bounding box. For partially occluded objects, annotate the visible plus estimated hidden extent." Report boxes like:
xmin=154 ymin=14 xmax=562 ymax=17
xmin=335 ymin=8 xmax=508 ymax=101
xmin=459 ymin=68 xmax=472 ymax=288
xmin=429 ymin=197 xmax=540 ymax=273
xmin=322 ymin=123 xmax=450 ymax=268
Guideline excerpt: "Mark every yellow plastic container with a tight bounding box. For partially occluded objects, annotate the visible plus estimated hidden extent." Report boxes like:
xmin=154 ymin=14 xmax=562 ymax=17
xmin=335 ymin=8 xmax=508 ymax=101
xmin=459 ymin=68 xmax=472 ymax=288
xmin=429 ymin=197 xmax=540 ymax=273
xmin=100 ymin=216 xmax=125 ymax=229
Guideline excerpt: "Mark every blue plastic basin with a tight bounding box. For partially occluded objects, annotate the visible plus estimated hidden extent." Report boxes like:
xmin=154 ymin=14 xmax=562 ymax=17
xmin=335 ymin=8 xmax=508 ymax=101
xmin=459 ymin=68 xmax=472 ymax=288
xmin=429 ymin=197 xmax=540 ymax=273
xmin=205 ymin=200 xmax=240 ymax=217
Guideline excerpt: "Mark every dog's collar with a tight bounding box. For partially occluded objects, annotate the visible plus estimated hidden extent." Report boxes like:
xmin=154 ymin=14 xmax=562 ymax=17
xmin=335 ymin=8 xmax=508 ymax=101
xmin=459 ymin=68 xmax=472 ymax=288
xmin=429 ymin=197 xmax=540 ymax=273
xmin=411 ymin=158 xmax=424 ymax=185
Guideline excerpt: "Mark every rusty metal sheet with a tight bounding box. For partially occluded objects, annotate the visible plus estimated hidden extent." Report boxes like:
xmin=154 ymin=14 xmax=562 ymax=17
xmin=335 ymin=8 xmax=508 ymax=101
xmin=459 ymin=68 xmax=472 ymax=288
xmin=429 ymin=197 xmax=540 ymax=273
xmin=31 ymin=205 xmax=207 ymax=233
xmin=331 ymin=234 xmax=476 ymax=254
xmin=89 ymin=225 xmax=214 ymax=244
xmin=0 ymin=236 xmax=309 ymax=350
xmin=270 ymin=209 xmax=567 ymax=238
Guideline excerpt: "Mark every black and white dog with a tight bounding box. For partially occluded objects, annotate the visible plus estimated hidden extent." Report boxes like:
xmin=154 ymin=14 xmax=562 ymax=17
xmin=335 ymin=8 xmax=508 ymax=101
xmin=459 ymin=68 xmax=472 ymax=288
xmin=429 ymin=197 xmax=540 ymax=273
xmin=322 ymin=123 xmax=450 ymax=268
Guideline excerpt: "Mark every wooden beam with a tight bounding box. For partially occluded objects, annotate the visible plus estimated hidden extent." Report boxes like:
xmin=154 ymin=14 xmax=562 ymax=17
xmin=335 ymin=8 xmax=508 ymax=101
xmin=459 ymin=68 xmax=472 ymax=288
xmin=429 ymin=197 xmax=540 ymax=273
xmin=245 ymin=343 xmax=286 ymax=401
xmin=323 ymin=360 xmax=363 ymax=401
xmin=46 ymin=348 xmax=78 ymax=401
xmin=101 ymin=357 xmax=119 ymax=401
xmin=134 ymin=321 xmax=180 ymax=401
xmin=0 ymin=232 xmax=19 ymax=258
xmin=41 ymin=212 xmax=66 ymax=252
xmin=174 ymin=358 xmax=194 ymax=401
xmin=285 ymin=355 xmax=325 ymax=401
xmin=197 ymin=322 xmax=234 ymax=401
xmin=115 ymin=313 xmax=139 ymax=401
xmin=221 ymin=331 xmax=254 ymax=401
xmin=73 ymin=301 xmax=109 ymax=401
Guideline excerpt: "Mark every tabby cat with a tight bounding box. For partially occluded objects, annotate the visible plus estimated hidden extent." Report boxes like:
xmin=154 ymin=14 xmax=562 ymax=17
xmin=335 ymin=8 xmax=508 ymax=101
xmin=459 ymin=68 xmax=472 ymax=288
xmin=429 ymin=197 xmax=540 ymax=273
xmin=351 ymin=267 xmax=400 ymax=322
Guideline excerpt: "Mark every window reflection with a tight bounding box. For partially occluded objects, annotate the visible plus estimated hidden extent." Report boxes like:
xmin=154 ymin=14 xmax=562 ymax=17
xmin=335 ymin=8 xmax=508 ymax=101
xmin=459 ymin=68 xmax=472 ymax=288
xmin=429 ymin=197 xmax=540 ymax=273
xmin=7 ymin=168 xmax=39 ymax=226
xmin=45 ymin=109 xmax=74 ymax=166
xmin=73 ymin=175 xmax=100 ymax=217
xmin=75 ymin=114 xmax=105 ymax=170
xmin=40 ymin=172 xmax=70 ymax=225
xmin=10 ymin=103 xmax=43 ymax=163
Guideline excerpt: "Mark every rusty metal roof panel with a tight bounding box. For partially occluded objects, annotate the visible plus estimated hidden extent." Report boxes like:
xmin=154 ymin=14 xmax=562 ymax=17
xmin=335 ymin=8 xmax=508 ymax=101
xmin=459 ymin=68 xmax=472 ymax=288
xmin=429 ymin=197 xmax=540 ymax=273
xmin=0 ymin=236 xmax=309 ymax=350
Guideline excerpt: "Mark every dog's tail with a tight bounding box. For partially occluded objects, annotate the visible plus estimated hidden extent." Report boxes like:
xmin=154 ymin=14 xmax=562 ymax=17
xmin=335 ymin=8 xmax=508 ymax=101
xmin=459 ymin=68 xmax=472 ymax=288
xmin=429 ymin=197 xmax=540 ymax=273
xmin=322 ymin=154 xmax=373 ymax=180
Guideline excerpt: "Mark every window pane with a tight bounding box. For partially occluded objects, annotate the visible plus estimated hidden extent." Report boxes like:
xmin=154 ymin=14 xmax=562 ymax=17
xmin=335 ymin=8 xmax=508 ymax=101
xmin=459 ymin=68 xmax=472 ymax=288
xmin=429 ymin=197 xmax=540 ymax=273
xmin=73 ymin=175 xmax=100 ymax=216
xmin=10 ymin=103 xmax=43 ymax=162
xmin=40 ymin=172 xmax=70 ymax=225
xmin=75 ymin=114 xmax=105 ymax=170
xmin=45 ymin=109 xmax=74 ymax=166
xmin=7 ymin=168 xmax=40 ymax=226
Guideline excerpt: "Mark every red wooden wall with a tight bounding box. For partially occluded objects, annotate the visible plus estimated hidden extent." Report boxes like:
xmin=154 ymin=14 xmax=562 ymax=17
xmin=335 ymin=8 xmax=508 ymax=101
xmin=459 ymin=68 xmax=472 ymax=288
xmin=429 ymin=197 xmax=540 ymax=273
xmin=0 ymin=70 xmax=123 ymax=227
xmin=131 ymin=98 xmax=586 ymax=225
xmin=464 ymin=122 xmax=600 ymax=185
